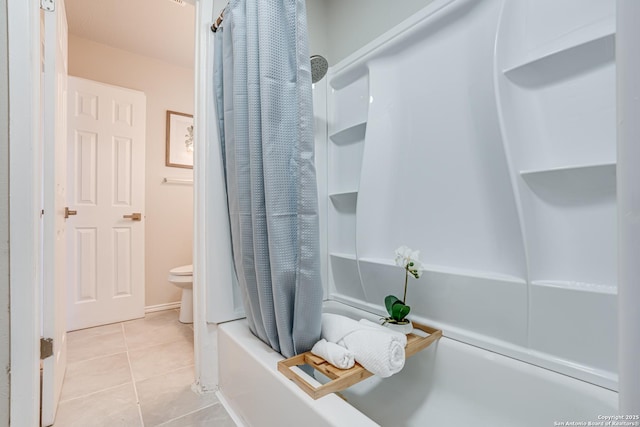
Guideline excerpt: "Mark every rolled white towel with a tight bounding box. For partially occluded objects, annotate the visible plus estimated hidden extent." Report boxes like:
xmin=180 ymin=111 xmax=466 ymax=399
xmin=359 ymin=319 xmax=411 ymax=339
xmin=321 ymin=313 xmax=406 ymax=378
xmin=322 ymin=314 xmax=408 ymax=346
xmin=311 ymin=339 xmax=355 ymax=369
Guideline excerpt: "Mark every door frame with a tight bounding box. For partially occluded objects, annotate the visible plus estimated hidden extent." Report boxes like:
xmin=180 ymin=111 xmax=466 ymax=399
xmin=7 ymin=1 xmax=43 ymax=426
xmin=7 ymin=0 xmax=221 ymax=424
xmin=8 ymin=0 xmax=640 ymax=424
xmin=41 ymin=0 xmax=69 ymax=423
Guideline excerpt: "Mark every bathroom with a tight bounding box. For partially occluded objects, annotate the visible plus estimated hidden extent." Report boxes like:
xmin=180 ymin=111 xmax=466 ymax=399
xmin=2 ymin=0 xmax=640 ymax=426
xmin=201 ymin=0 xmax=639 ymax=425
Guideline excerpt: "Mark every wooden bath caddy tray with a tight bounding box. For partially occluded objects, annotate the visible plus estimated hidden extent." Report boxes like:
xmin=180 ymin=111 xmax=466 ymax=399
xmin=277 ymin=322 xmax=442 ymax=400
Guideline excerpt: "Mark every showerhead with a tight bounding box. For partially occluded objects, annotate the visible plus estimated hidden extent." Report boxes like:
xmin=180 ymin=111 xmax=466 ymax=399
xmin=310 ymin=55 xmax=328 ymax=83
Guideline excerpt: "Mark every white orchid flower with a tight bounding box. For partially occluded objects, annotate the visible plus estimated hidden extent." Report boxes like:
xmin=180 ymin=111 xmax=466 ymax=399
xmin=394 ymin=245 xmax=410 ymax=267
xmin=394 ymin=246 xmax=421 ymax=268
xmin=386 ymin=246 xmax=425 ymax=324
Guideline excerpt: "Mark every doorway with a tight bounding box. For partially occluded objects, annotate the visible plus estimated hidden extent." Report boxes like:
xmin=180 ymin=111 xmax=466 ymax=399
xmin=64 ymin=0 xmax=196 ymax=323
xmin=44 ymin=0 xmax=197 ymax=424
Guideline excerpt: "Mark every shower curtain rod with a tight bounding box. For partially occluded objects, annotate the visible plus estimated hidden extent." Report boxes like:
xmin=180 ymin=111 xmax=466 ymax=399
xmin=211 ymin=8 xmax=224 ymax=32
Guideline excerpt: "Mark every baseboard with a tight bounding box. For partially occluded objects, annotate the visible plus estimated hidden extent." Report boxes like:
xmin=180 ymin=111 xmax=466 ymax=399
xmin=216 ymin=390 xmax=246 ymax=427
xmin=145 ymin=302 xmax=181 ymax=313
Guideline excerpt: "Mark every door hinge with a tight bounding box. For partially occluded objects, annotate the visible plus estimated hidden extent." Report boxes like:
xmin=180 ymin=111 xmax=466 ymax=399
xmin=41 ymin=0 xmax=55 ymax=12
xmin=40 ymin=338 xmax=54 ymax=359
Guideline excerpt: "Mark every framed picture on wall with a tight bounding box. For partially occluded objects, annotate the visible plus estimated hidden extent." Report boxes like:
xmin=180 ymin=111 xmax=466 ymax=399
xmin=166 ymin=110 xmax=194 ymax=169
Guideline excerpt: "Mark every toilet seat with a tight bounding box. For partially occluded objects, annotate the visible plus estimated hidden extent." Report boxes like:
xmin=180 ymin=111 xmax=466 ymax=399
xmin=169 ymin=264 xmax=193 ymax=276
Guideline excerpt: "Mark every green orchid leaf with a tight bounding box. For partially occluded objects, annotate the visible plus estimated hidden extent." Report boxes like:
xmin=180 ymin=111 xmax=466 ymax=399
xmin=391 ymin=302 xmax=410 ymax=322
xmin=385 ymin=295 xmax=400 ymax=317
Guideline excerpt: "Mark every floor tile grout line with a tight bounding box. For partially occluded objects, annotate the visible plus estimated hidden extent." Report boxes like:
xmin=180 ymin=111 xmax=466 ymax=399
xmin=120 ymin=317 xmax=194 ymax=353
xmin=58 ymin=380 xmax=135 ymax=404
xmin=122 ymin=321 xmax=131 ymax=352
xmin=66 ymin=349 xmax=129 ymax=366
xmin=67 ymin=325 xmax=126 ymax=336
xmin=127 ymin=335 xmax=195 ymax=356
xmin=135 ymin=363 xmax=197 ymax=385
xmin=123 ymin=322 xmax=146 ymax=427
xmin=66 ymin=326 xmax=129 ymax=365
xmin=67 ymin=330 xmax=124 ymax=343
xmin=59 ymin=344 xmax=132 ymax=403
xmin=126 ymin=336 xmax=193 ymax=353
xmin=153 ymin=403 xmax=219 ymax=427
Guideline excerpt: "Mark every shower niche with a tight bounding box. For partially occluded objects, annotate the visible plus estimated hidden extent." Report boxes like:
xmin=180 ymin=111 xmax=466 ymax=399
xmin=322 ymin=0 xmax=618 ymax=390
xmin=327 ymin=72 xmax=369 ymax=302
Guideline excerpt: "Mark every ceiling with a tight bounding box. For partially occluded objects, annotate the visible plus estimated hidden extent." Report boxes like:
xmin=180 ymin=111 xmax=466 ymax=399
xmin=65 ymin=0 xmax=195 ymax=69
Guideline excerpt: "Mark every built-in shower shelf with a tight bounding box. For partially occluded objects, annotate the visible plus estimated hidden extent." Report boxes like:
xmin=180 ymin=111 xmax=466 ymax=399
xmin=531 ymin=280 xmax=617 ymax=295
xmin=329 ymin=122 xmax=367 ymax=144
xmin=520 ymin=162 xmax=616 ymax=194
xmin=277 ymin=321 xmax=442 ymax=400
xmin=329 ymin=191 xmax=358 ymax=215
xmin=329 ymin=190 xmax=358 ymax=198
xmin=520 ymin=162 xmax=615 ymax=178
xmin=358 ymin=257 xmax=526 ymax=284
xmin=330 ymin=252 xmax=357 ymax=261
xmin=503 ymin=18 xmax=615 ymax=76
xmin=329 ymin=191 xmax=358 ymax=201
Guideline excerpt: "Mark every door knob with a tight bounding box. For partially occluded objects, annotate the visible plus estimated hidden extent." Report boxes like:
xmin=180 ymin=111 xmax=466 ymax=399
xmin=64 ymin=207 xmax=77 ymax=219
xmin=123 ymin=213 xmax=142 ymax=221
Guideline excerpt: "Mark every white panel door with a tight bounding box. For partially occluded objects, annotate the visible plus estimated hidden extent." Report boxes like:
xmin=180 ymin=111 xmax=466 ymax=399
xmin=41 ymin=1 xmax=68 ymax=425
xmin=66 ymin=76 xmax=146 ymax=331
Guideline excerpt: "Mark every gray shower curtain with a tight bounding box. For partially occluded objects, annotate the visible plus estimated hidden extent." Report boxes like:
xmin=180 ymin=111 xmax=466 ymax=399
xmin=213 ymin=0 xmax=323 ymax=358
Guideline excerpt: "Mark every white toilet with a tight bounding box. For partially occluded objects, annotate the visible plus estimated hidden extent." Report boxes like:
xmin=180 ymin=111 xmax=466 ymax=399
xmin=168 ymin=264 xmax=193 ymax=324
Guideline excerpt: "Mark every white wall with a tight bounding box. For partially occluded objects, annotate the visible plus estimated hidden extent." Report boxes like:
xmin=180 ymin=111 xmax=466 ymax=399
xmin=68 ymin=35 xmax=195 ymax=308
xmin=325 ymin=0 xmax=434 ymax=64
xmin=0 ymin=0 xmax=10 ymax=423
xmin=306 ymin=0 xmax=434 ymax=70
xmin=306 ymin=0 xmax=329 ymax=61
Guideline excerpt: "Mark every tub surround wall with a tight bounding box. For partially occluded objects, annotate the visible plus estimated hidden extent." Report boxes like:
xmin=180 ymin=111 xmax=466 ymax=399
xmin=68 ymin=35 xmax=194 ymax=308
xmin=0 ymin=0 xmax=10 ymax=422
xmin=617 ymin=0 xmax=640 ymax=414
xmin=495 ymin=0 xmax=617 ymax=378
xmin=314 ymin=80 xmax=329 ymax=299
xmin=325 ymin=0 xmax=618 ymax=390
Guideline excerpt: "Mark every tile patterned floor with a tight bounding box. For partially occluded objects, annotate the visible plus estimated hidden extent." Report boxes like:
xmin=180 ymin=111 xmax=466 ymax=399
xmin=53 ymin=309 xmax=236 ymax=427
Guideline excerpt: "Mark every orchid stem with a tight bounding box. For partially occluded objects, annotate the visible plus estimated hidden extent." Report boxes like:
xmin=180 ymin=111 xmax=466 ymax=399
xmin=403 ymin=268 xmax=408 ymax=303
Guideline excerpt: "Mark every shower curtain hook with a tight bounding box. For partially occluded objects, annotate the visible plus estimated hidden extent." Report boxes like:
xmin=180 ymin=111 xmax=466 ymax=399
xmin=211 ymin=8 xmax=224 ymax=32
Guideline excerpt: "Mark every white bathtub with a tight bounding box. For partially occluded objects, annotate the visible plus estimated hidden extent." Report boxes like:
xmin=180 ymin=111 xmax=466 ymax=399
xmin=218 ymin=301 xmax=617 ymax=427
